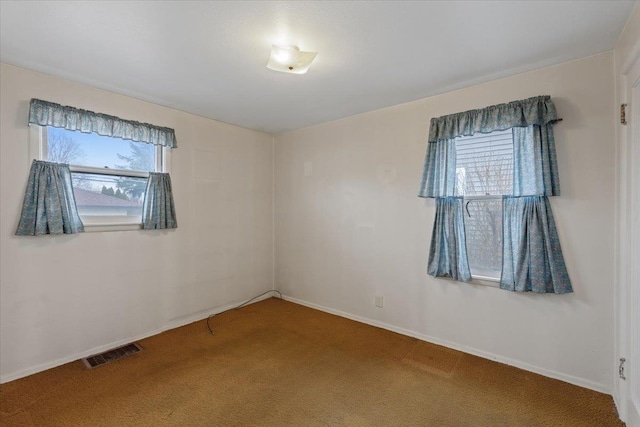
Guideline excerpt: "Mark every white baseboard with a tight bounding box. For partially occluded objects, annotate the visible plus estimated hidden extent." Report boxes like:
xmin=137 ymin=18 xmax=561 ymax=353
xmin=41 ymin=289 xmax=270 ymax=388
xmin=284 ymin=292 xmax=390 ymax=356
xmin=282 ymin=294 xmax=611 ymax=395
xmin=0 ymin=292 xmax=276 ymax=384
xmin=614 ymin=387 xmax=626 ymax=422
xmin=2 ymin=291 xmax=612 ymax=397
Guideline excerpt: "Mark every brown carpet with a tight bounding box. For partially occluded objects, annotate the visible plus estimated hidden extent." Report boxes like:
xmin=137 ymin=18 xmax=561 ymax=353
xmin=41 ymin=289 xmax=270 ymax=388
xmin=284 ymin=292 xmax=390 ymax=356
xmin=0 ymin=298 xmax=623 ymax=426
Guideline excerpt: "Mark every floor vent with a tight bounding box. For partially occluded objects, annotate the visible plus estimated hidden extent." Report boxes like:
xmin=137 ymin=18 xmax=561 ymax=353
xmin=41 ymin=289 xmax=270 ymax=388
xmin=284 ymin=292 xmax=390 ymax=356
xmin=82 ymin=343 xmax=142 ymax=369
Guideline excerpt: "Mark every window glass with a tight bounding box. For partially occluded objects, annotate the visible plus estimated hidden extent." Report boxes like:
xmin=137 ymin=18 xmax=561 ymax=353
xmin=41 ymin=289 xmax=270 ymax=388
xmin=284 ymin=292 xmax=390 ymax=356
xmin=41 ymin=127 xmax=162 ymax=226
xmin=455 ymin=129 xmax=514 ymax=280
xmin=71 ymin=173 xmax=146 ymax=218
xmin=47 ymin=127 xmax=156 ymax=172
xmin=464 ymin=199 xmax=503 ymax=278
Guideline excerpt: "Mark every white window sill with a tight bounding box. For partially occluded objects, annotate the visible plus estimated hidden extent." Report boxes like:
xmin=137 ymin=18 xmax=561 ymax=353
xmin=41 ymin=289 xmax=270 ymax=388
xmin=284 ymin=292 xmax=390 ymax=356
xmin=470 ymin=275 xmax=501 ymax=288
xmin=80 ymin=215 xmax=143 ymax=232
xmin=438 ymin=275 xmax=500 ymax=288
xmin=83 ymin=223 xmax=142 ymax=233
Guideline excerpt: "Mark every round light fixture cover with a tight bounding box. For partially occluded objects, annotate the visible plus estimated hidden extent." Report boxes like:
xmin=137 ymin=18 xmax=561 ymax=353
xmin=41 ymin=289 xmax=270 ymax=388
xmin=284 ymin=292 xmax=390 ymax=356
xmin=267 ymin=45 xmax=318 ymax=75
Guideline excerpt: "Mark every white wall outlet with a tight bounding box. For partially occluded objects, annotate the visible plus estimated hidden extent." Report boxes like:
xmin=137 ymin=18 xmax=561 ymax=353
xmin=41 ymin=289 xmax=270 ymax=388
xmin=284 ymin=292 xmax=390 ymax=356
xmin=375 ymin=294 xmax=384 ymax=308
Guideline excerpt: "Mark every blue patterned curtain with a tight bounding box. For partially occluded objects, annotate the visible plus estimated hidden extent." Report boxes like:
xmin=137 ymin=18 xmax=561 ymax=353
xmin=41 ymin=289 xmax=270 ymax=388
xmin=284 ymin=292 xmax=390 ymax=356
xmin=29 ymin=99 xmax=177 ymax=148
xmin=419 ymin=136 xmax=467 ymax=281
xmin=418 ymin=138 xmax=457 ymax=198
xmin=16 ymin=160 xmax=84 ymax=236
xmin=142 ymin=172 xmax=177 ymax=230
xmin=501 ymin=196 xmax=572 ymax=293
xmin=513 ymin=125 xmax=560 ymax=196
xmin=419 ymin=95 xmax=571 ymax=293
xmin=427 ymin=197 xmax=471 ymax=281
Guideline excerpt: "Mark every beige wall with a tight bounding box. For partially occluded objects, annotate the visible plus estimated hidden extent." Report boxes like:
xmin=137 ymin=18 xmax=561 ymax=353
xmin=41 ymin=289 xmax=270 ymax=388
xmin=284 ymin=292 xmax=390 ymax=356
xmin=0 ymin=63 xmax=274 ymax=382
xmin=275 ymin=52 xmax=617 ymax=392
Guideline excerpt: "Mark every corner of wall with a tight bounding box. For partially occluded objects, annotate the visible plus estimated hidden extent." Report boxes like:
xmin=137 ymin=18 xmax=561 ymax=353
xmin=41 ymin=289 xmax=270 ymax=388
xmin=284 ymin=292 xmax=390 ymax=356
xmin=272 ymin=133 xmax=276 ymax=291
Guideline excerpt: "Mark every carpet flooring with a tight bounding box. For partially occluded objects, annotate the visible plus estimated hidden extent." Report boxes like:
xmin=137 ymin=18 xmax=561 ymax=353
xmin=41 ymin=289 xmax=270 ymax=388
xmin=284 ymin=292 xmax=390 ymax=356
xmin=0 ymin=298 xmax=623 ymax=426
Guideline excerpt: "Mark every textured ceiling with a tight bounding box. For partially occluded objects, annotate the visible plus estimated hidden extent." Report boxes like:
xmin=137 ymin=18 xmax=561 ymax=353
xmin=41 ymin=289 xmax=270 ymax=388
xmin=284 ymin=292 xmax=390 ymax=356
xmin=0 ymin=1 xmax=635 ymax=134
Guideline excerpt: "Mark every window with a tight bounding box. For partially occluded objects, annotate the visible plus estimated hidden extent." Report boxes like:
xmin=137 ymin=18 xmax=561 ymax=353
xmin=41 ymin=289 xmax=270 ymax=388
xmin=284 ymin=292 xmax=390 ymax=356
xmin=31 ymin=126 xmax=168 ymax=229
xmin=421 ymin=96 xmax=569 ymax=292
xmin=454 ymin=129 xmax=513 ymax=281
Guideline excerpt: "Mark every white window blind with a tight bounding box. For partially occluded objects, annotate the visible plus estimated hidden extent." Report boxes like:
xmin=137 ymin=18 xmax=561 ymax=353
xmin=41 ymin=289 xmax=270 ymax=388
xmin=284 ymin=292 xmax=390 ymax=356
xmin=455 ymin=129 xmax=513 ymax=197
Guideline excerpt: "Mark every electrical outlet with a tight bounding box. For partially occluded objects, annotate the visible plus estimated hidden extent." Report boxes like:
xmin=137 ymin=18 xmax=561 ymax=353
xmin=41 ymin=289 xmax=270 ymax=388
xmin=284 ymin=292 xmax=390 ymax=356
xmin=375 ymin=294 xmax=384 ymax=308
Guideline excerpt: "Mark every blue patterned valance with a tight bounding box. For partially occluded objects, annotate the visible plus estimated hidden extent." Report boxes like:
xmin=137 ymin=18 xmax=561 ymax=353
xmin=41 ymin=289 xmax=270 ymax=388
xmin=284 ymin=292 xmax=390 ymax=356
xmin=420 ymin=95 xmax=560 ymax=198
xmin=29 ymin=99 xmax=177 ymax=148
xmin=428 ymin=96 xmax=557 ymax=143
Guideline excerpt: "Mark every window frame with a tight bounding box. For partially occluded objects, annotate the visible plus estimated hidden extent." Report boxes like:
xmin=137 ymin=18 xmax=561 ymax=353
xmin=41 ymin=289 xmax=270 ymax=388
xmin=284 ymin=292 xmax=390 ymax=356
xmin=29 ymin=125 xmax=171 ymax=232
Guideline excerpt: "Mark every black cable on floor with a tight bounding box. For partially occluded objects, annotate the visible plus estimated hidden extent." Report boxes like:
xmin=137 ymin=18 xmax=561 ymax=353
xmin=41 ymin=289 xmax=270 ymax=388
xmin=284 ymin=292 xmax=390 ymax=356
xmin=206 ymin=290 xmax=283 ymax=336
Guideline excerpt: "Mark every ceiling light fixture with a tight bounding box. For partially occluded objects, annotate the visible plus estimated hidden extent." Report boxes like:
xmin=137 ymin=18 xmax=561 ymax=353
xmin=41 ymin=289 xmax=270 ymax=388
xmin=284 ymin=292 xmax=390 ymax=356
xmin=267 ymin=44 xmax=318 ymax=75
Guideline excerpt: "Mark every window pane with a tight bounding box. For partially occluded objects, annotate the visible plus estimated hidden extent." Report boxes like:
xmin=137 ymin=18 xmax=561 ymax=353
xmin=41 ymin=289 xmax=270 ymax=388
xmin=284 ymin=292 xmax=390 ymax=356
xmin=48 ymin=127 xmax=156 ymax=172
xmin=455 ymin=130 xmax=513 ymax=196
xmin=71 ymin=173 xmax=146 ymax=217
xmin=465 ymin=199 xmax=502 ymax=278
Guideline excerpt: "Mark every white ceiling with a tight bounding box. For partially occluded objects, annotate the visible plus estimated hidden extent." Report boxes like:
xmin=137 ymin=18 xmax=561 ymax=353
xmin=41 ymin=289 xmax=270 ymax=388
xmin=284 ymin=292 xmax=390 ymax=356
xmin=0 ymin=1 xmax=635 ymax=134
